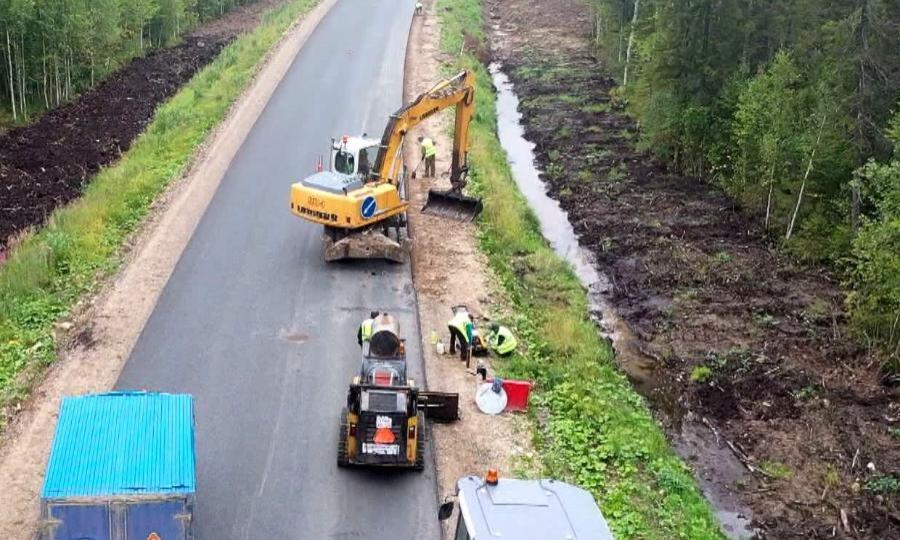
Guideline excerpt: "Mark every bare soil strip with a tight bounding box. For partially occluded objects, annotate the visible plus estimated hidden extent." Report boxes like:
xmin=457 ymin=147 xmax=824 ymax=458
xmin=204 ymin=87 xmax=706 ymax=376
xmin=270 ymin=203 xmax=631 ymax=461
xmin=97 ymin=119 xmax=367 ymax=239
xmin=404 ymin=2 xmax=534 ymax=537
xmin=488 ymin=0 xmax=900 ymax=537
xmin=0 ymin=0 xmax=287 ymax=251
xmin=0 ymin=0 xmax=336 ymax=534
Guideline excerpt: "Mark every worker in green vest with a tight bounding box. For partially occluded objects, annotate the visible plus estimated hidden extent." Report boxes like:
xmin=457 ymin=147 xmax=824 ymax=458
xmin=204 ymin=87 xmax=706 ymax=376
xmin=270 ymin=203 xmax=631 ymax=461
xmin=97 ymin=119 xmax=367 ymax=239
xmin=419 ymin=136 xmax=436 ymax=177
xmin=447 ymin=308 xmax=474 ymax=362
xmin=358 ymin=311 xmax=379 ymax=347
xmin=487 ymin=322 xmax=518 ymax=356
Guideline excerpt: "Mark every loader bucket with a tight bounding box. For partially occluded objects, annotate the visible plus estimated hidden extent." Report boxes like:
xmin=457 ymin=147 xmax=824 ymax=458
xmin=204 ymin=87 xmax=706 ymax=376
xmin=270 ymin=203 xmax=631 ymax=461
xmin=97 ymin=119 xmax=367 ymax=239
xmin=418 ymin=391 xmax=460 ymax=423
xmin=422 ymin=189 xmax=483 ymax=221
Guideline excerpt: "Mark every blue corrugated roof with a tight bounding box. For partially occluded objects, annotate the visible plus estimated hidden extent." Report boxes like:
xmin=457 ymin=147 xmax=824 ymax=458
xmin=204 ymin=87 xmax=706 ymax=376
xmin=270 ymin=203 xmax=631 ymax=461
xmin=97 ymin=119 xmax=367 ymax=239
xmin=42 ymin=392 xmax=196 ymax=499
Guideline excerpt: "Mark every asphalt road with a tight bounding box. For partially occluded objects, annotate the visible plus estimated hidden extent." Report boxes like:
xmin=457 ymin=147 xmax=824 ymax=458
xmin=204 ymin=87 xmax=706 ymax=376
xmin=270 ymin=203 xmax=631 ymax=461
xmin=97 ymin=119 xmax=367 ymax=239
xmin=116 ymin=1 xmax=441 ymax=537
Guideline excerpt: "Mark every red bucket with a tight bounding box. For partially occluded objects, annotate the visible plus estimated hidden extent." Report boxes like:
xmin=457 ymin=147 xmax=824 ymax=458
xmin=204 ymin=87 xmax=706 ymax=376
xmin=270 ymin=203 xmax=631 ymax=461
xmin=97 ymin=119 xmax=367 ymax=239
xmin=489 ymin=379 xmax=532 ymax=412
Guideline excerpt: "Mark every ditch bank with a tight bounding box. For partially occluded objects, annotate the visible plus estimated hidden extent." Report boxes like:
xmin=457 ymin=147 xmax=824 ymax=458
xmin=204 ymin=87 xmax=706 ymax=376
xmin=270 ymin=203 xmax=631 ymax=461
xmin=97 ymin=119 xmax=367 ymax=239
xmin=490 ymin=63 xmax=755 ymax=539
xmin=432 ymin=0 xmax=725 ymax=537
xmin=488 ymin=0 xmax=900 ymax=537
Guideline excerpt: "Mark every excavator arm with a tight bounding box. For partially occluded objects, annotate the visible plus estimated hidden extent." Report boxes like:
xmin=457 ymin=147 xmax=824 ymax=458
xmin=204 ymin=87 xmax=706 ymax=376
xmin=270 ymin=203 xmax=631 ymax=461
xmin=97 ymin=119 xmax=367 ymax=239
xmin=371 ymin=70 xmax=475 ymax=188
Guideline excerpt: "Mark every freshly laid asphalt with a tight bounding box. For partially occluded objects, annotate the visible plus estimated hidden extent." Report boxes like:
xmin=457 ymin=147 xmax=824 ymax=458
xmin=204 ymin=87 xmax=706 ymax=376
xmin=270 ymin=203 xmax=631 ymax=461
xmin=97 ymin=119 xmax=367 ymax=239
xmin=116 ymin=0 xmax=442 ymax=537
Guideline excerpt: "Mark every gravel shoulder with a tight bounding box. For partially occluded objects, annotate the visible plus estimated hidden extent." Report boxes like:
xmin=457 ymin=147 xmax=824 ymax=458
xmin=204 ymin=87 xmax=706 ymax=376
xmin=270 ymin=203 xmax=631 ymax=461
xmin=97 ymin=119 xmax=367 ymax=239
xmin=404 ymin=1 xmax=535 ymax=536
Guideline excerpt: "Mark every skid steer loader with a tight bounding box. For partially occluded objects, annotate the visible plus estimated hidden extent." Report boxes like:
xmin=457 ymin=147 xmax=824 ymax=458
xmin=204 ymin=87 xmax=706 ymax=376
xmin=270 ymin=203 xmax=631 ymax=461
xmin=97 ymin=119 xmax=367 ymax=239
xmin=290 ymin=71 xmax=482 ymax=263
xmin=338 ymin=314 xmax=458 ymax=470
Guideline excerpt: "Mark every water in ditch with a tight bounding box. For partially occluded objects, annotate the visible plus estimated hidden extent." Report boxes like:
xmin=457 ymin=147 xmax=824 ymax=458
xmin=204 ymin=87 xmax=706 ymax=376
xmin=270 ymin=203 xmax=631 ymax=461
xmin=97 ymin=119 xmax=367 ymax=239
xmin=489 ymin=62 xmax=757 ymax=539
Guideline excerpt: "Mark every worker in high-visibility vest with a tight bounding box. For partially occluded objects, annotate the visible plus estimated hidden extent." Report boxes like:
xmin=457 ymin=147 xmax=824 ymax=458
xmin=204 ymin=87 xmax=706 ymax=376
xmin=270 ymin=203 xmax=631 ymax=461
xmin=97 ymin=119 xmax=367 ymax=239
xmin=487 ymin=322 xmax=518 ymax=356
xmin=447 ymin=309 xmax=473 ymax=362
xmin=358 ymin=311 xmax=379 ymax=347
xmin=419 ymin=136 xmax=436 ymax=178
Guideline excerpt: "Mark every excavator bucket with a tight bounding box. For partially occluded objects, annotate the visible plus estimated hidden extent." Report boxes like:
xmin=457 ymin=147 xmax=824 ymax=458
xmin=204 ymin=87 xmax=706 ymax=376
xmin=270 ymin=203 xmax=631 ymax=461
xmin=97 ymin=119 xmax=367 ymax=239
xmin=418 ymin=391 xmax=460 ymax=423
xmin=422 ymin=189 xmax=483 ymax=221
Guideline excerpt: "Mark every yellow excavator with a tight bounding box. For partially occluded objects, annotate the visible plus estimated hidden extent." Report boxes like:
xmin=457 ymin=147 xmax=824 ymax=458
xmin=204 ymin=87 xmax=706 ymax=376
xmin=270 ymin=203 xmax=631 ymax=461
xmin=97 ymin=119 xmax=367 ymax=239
xmin=289 ymin=70 xmax=482 ymax=263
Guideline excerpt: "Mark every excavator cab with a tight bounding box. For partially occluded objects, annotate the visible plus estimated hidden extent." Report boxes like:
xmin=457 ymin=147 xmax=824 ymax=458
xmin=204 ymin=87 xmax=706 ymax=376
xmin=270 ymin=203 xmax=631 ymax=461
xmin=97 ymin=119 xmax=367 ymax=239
xmin=331 ymin=136 xmax=380 ymax=178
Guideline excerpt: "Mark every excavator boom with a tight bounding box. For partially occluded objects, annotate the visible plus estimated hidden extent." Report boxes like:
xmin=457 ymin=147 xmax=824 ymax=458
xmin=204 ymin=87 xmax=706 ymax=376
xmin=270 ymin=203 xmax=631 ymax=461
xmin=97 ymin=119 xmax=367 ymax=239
xmin=372 ymin=71 xmax=474 ymax=186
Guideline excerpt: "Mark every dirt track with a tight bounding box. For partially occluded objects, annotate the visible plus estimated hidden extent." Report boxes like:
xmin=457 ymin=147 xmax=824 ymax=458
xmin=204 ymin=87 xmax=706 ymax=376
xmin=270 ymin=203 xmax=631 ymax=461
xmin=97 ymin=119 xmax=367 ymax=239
xmin=489 ymin=0 xmax=900 ymax=537
xmin=0 ymin=0 xmax=286 ymax=251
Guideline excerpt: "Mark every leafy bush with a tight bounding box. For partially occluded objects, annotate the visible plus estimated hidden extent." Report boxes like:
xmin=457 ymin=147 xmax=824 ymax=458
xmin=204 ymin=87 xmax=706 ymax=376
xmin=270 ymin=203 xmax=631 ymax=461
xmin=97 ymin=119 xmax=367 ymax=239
xmin=848 ymin=112 xmax=900 ymax=364
xmin=865 ymin=475 xmax=900 ymax=494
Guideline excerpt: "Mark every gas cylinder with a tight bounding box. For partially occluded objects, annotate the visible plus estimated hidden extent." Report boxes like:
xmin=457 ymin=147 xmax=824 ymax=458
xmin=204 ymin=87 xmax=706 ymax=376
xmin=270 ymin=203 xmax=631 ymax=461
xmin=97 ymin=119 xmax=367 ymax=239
xmin=369 ymin=313 xmax=402 ymax=357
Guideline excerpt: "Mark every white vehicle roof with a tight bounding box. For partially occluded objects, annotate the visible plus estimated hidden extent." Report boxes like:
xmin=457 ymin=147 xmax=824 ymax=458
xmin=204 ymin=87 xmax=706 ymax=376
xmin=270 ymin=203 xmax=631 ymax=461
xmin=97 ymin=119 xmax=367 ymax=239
xmin=456 ymin=476 xmax=615 ymax=539
xmin=333 ymin=135 xmax=381 ymax=154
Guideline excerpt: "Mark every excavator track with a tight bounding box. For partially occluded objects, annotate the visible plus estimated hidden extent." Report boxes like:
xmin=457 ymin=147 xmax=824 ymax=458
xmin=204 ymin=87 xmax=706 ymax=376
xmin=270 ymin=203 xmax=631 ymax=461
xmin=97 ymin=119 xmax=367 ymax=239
xmin=323 ymin=220 xmax=410 ymax=263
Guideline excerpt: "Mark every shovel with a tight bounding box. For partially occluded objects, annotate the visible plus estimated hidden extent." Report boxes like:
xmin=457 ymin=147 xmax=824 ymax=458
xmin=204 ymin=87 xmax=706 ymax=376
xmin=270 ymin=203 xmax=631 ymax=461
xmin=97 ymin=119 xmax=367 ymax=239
xmin=410 ymin=158 xmax=424 ymax=180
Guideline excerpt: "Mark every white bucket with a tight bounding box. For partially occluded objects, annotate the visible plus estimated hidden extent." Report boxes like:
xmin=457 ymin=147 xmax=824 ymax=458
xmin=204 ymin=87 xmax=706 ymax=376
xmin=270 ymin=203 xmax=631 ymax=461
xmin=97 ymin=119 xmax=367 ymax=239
xmin=436 ymin=342 xmax=445 ymax=355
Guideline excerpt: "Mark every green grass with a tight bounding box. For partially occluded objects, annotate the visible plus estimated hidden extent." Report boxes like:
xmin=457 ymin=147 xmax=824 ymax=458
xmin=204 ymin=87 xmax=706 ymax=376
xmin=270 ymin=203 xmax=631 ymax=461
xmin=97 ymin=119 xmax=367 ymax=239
xmin=437 ymin=0 xmax=722 ymax=537
xmin=0 ymin=0 xmax=319 ymax=426
xmin=0 ymin=107 xmax=20 ymax=131
xmin=759 ymin=460 xmax=793 ymax=480
xmin=690 ymin=365 xmax=713 ymax=383
xmin=582 ymin=102 xmax=610 ymax=114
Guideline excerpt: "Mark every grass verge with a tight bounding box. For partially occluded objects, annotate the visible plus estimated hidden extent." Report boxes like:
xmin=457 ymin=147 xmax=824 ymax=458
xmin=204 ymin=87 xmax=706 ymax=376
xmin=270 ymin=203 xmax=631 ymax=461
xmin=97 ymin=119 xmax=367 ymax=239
xmin=437 ymin=0 xmax=723 ymax=537
xmin=0 ymin=0 xmax=319 ymax=427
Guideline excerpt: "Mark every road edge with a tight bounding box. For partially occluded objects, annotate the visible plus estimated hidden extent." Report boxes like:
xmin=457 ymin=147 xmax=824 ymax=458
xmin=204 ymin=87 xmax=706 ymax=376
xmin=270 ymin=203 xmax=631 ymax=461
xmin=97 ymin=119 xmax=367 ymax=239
xmin=0 ymin=0 xmax=338 ymax=533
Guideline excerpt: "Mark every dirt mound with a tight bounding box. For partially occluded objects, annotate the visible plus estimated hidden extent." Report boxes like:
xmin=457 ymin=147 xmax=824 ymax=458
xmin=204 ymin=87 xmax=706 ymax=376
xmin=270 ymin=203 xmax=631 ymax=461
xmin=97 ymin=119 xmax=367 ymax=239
xmin=489 ymin=0 xmax=900 ymax=537
xmin=0 ymin=0 xmax=287 ymax=250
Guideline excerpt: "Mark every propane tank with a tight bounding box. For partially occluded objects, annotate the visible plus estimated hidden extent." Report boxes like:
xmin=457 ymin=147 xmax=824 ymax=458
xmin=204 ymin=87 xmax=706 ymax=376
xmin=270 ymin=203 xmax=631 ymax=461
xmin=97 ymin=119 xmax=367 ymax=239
xmin=369 ymin=314 xmax=402 ymax=357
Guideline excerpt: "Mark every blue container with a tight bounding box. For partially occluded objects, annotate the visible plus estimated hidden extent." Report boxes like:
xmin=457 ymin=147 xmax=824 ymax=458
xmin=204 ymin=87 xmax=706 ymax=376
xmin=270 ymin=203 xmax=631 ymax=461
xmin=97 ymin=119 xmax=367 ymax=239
xmin=40 ymin=392 xmax=196 ymax=540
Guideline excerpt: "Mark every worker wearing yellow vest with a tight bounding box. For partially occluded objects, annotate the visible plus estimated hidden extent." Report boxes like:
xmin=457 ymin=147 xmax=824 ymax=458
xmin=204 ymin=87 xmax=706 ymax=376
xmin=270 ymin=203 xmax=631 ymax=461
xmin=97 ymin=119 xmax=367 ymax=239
xmin=487 ymin=322 xmax=518 ymax=356
xmin=447 ymin=308 xmax=474 ymax=362
xmin=419 ymin=136 xmax=436 ymax=177
xmin=357 ymin=310 xmax=379 ymax=347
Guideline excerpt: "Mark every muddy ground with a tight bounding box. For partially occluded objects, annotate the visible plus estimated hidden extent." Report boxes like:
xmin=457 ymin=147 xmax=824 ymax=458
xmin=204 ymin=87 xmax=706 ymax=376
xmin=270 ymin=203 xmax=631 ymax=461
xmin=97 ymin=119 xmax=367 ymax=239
xmin=0 ymin=0 xmax=287 ymax=252
xmin=488 ymin=0 xmax=900 ymax=537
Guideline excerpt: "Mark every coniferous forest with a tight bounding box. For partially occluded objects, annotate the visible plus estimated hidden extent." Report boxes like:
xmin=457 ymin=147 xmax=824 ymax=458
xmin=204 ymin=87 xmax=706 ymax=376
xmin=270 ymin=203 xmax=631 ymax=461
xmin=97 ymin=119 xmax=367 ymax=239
xmin=0 ymin=0 xmax=255 ymax=123
xmin=592 ymin=0 xmax=900 ymax=363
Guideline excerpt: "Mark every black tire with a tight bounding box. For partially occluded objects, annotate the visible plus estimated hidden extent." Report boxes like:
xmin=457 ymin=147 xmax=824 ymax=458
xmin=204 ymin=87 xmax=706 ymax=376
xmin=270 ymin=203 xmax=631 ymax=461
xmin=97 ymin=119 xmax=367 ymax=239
xmin=413 ymin=412 xmax=426 ymax=471
xmin=337 ymin=407 xmax=350 ymax=468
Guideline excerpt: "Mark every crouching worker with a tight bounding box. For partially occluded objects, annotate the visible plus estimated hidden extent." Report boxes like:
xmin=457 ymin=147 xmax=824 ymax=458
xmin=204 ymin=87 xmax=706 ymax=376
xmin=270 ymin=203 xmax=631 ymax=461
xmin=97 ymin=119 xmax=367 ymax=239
xmin=487 ymin=322 xmax=518 ymax=357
